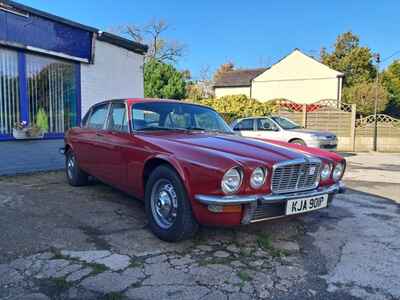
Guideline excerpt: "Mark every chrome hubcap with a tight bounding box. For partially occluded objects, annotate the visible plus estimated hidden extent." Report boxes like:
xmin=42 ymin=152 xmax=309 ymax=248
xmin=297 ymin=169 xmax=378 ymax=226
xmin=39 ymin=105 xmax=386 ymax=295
xmin=150 ymin=179 xmax=178 ymax=229
xmin=67 ymin=155 xmax=75 ymax=179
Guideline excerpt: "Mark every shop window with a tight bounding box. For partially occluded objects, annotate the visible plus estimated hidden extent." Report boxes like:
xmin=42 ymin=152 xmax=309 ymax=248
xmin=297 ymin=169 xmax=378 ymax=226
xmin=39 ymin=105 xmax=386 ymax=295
xmin=26 ymin=54 xmax=77 ymax=134
xmin=0 ymin=48 xmax=20 ymax=135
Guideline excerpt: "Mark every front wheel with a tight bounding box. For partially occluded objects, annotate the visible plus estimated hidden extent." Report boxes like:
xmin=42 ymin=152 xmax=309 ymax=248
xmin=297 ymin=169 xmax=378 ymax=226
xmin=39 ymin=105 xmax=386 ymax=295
xmin=66 ymin=150 xmax=88 ymax=186
xmin=290 ymin=139 xmax=306 ymax=146
xmin=145 ymin=165 xmax=199 ymax=242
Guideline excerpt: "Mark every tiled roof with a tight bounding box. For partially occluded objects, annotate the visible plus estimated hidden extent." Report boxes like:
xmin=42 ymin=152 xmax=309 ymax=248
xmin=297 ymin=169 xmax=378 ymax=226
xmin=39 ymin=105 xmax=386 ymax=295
xmin=214 ymin=68 xmax=268 ymax=87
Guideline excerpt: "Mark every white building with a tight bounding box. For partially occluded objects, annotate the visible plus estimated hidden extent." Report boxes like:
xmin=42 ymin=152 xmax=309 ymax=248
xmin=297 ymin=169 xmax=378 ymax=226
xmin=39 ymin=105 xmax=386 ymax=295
xmin=214 ymin=49 xmax=344 ymax=105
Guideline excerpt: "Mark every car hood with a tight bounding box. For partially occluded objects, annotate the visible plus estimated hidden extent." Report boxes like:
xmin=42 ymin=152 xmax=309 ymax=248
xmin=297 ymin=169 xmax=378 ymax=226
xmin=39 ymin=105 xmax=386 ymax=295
xmin=139 ymin=132 xmax=321 ymax=167
xmin=288 ymin=128 xmax=336 ymax=137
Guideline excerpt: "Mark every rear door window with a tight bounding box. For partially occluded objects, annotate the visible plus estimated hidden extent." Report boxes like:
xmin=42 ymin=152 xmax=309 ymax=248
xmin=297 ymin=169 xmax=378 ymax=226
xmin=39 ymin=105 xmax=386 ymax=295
xmin=233 ymin=119 xmax=254 ymax=131
xmin=87 ymin=104 xmax=109 ymax=130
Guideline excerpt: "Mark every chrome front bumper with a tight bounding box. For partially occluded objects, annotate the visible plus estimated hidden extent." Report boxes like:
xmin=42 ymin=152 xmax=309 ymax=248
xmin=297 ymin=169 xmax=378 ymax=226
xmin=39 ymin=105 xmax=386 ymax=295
xmin=194 ymin=181 xmax=346 ymax=206
xmin=195 ymin=182 xmax=345 ymax=224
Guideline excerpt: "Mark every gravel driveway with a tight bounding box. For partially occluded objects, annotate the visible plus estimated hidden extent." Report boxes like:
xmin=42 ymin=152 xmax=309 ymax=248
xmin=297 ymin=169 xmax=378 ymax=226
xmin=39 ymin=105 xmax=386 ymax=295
xmin=0 ymin=153 xmax=399 ymax=300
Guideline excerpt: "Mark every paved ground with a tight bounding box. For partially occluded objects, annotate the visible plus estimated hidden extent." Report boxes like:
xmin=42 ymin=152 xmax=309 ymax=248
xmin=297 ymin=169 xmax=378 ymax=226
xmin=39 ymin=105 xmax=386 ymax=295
xmin=0 ymin=153 xmax=399 ymax=300
xmin=344 ymin=152 xmax=400 ymax=203
xmin=0 ymin=140 xmax=64 ymax=176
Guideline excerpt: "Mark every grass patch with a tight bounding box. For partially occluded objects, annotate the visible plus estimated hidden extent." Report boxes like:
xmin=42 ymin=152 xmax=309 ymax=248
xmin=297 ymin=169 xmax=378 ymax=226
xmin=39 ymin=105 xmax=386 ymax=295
xmin=256 ymin=233 xmax=273 ymax=250
xmin=129 ymin=259 xmax=144 ymax=268
xmin=51 ymin=277 xmax=72 ymax=290
xmin=237 ymin=270 xmax=252 ymax=282
xmin=198 ymin=256 xmax=233 ymax=266
xmin=86 ymin=262 xmax=108 ymax=275
xmin=256 ymin=233 xmax=288 ymax=258
xmin=103 ymin=292 xmax=125 ymax=300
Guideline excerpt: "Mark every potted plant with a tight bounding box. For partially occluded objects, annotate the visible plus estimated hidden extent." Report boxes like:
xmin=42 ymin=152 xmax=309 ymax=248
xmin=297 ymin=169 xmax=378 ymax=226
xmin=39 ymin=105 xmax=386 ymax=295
xmin=13 ymin=120 xmax=30 ymax=139
xmin=12 ymin=109 xmax=48 ymax=139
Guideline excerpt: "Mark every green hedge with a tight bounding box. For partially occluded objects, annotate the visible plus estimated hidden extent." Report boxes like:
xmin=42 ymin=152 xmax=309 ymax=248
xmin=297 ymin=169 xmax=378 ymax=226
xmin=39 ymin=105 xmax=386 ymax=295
xmin=189 ymin=95 xmax=277 ymax=123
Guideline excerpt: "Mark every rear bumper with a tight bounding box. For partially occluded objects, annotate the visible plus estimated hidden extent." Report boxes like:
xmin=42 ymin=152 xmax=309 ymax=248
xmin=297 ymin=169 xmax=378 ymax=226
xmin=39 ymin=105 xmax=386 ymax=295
xmin=195 ymin=182 xmax=346 ymax=225
xmin=195 ymin=181 xmax=345 ymax=206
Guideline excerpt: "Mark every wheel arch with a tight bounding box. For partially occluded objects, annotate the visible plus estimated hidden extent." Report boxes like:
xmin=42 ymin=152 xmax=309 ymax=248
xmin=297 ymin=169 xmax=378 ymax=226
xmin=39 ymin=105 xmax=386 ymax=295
xmin=288 ymin=137 xmax=304 ymax=143
xmin=64 ymin=143 xmax=73 ymax=154
xmin=143 ymin=155 xmax=190 ymax=197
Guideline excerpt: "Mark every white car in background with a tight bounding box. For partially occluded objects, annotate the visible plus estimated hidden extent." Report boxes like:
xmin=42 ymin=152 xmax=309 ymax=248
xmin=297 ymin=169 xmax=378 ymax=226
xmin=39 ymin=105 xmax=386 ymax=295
xmin=231 ymin=116 xmax=338 ymax=151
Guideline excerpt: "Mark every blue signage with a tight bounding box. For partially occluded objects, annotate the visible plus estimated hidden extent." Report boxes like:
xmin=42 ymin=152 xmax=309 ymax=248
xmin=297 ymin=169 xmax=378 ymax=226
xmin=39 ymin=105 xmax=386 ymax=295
xmin=0 ymin=9 xmax=93 ymax=61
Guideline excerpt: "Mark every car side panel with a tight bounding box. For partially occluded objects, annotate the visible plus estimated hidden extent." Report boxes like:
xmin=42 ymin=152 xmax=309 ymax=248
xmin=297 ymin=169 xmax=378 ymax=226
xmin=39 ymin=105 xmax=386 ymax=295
xmin=67 ymin=127 xmax=98 ymax=174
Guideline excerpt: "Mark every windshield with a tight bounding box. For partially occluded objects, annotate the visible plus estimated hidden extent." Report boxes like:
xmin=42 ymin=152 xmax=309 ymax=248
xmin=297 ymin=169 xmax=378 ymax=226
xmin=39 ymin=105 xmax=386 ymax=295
xmin=132 ymin=102 xmax=233 ymax=134
xmin=270 ymin=116 xmax=301 ymax=130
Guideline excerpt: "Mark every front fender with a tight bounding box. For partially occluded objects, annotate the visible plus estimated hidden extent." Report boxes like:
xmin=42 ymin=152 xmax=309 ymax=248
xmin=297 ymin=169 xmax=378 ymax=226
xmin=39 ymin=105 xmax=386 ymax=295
xmin=151 ymin=154 xmax=192 ymax=197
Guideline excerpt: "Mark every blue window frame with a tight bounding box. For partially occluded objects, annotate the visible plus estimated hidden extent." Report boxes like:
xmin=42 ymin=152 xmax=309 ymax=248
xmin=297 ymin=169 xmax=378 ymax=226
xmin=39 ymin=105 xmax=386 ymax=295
xmin=0 ymin=47 xmax=81 ymax=141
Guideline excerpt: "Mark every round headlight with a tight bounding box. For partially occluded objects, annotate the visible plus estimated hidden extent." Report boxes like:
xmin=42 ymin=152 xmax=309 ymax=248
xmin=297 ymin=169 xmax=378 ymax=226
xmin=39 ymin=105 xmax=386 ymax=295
xmin=250 ymin=167 xmax=267 ymax=189
xmin=320 ymin=163 xmax=332 ymax=181
xmin=221 ymin=167 xmax=242 ymax=194
xmin=332 ymin=163 xmax=344 ymax=181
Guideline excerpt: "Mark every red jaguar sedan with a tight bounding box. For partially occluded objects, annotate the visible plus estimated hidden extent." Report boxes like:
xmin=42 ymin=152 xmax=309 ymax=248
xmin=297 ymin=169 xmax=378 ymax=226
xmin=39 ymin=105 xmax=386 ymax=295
xmin=63 ymin=98 xmax=346 ymax=241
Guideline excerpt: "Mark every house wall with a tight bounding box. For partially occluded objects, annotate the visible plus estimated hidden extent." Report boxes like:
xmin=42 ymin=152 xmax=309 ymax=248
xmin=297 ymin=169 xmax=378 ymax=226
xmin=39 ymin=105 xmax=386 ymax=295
xmin=81 ymin=40 xmax=144 ymax=114
xmin=251 ymin=77 xmax=340 ymax=104
xmin=252 ymin=50 xmax=343 ymax=104
xmin=214 ymin=86 xmax=251 ymax=98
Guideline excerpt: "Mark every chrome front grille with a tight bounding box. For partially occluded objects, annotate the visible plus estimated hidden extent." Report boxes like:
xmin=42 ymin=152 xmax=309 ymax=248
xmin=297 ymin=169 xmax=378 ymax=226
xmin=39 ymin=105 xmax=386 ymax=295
xmin=271 ymin=159 xmax=321 ymax=194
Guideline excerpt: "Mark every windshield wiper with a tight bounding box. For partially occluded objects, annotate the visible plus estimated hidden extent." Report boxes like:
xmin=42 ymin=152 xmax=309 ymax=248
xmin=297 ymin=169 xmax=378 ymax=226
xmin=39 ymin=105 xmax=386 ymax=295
xmin=138 ymin=126 xmax=175 ymax=131
xmin=186 ymin=127 xmax=206 ymax=131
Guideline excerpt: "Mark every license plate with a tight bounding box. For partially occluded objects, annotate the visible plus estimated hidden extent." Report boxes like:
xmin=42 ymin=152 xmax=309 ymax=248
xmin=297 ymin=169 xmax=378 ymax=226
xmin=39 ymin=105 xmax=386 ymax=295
xmin=285 ymin=194 xmax=328 ymax=216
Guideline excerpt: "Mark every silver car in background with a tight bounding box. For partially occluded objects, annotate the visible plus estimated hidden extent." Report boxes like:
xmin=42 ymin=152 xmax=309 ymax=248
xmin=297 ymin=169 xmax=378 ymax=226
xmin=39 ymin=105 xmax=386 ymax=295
xmin=231 ymin=116 xmax=338 ymax=150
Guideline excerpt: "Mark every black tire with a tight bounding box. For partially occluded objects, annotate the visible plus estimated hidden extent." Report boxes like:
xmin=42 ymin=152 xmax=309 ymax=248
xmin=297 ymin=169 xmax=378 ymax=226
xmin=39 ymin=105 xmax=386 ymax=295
xmin=145 ymin=165 xmax=199 ymax=242
xmin=290 ymin=139 xmax=306 ymax=146
xmin=66 ymin=150 xmax=88 ymax=186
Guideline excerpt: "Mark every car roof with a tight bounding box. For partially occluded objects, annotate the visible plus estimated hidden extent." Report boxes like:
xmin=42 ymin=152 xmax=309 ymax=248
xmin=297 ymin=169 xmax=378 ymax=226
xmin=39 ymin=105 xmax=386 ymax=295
xmin=233 ymin=116 xmax=274 ymax=122
xmin=89 ymin=98 xmax=214 ymax=110
xmin=126 ymin=98 xmax=213 ymax=109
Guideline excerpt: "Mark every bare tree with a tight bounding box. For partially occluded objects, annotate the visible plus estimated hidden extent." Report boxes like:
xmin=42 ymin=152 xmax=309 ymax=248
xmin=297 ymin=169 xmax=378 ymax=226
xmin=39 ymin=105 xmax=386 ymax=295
xmin=123 ymin=19 xmax=186 ymax=64
xmin=213 ymin=62 xmax=235 ymax=81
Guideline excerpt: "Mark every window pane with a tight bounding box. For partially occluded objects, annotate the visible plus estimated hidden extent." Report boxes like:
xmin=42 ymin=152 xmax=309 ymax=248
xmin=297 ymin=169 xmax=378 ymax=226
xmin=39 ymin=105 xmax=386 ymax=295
xmin=107 ymin=103 xmax=127 ymax=132
xmin=165 ymin=112 xmax=191 ymax=128
xmin=87 ymin=104 xmax=108 ymax=129
xmin=132 ymin=109 xmax=160 ymax=130
xmin=132 ymin=102 xmax=232 ymax=133
xmin=194 ymin=111 xmax=220 ymax=130
xmin=0 ymin=48 xmax=20 ymax=135
xmin=257 ymin=118 xmax=276 ymax=131
xmin=234 ymin=119 xmax=253 ymax=131
xmin=26 ymin=54 xmax=77 ymax=134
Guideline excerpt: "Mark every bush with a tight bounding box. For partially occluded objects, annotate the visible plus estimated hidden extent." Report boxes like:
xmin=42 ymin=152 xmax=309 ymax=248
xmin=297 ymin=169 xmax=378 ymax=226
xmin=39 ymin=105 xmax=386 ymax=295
xmin=190 ymin=94 xmax=277 ymax=123
xmin=343 ymin=81 xmax=389 ymax=116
